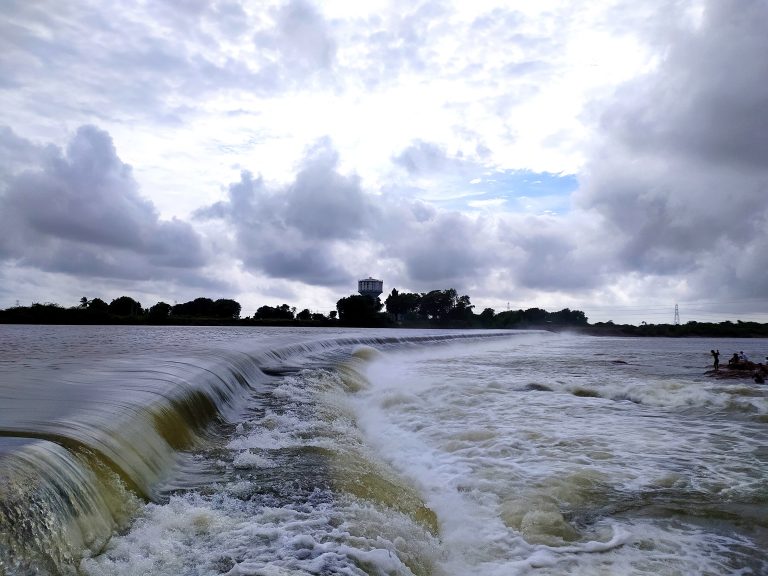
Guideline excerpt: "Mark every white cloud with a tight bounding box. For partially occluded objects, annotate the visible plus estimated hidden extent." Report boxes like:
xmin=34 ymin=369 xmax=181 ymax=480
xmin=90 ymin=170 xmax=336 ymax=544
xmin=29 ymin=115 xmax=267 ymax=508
xmin=1 ymin=0 xmax=767 ymax=323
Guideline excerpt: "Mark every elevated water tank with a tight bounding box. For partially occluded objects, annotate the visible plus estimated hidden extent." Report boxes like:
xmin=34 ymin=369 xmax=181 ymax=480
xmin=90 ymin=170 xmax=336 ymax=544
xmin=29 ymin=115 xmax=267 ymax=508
xmin=358 ymin=277 xmax=383 ymax=299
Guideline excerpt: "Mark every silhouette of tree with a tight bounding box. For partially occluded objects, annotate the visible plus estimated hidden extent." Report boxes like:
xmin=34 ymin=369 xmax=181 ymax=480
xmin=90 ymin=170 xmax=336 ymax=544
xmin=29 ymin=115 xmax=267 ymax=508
xmin=109 ymin=296 xmax=142 ymax=316
xmin=385 ymin=289 xmax=422 ymax=320
xmin=253 ymin=304 xmax=294 ymax=320
xmin=88 ymin=298 xmax=109 ymax=312
xmin=549 ymin=308 xmax=588 ymax=325
xmin=213 ymin=298 xmax=241 ymax=319
xmin=149 ymin=301 xmax=172 ymax=321
xmin=172 ymin=297 xmax=215 ymax=317
xmin=336 ymin=295 xmax=384 ymax=326
xmin=417 ymin=289 xmax=473 ymax=323
xmin=479 ymin=308 xmax=495 ymax=327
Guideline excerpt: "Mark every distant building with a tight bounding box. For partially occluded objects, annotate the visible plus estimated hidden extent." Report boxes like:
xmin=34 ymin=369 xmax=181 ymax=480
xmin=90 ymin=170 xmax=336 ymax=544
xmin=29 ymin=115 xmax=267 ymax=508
xmin=358 ymin=277 xmax=383 ymax=299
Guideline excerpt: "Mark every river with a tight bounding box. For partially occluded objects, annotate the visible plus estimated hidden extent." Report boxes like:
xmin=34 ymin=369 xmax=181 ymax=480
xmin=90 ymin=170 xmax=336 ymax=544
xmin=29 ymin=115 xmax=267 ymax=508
xmin=0 ymin=325 xmax=766 ymax=575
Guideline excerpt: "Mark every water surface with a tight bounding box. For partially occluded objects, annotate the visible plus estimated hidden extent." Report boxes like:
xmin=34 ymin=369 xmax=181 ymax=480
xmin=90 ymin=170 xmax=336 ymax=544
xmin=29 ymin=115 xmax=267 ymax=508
xmin=1 ymin=326 xmax=766 ymax=575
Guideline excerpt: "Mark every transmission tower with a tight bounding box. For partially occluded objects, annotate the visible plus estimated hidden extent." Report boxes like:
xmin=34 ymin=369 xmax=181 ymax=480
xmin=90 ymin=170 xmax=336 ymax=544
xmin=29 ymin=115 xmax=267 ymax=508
xmin=674 ymin=304 xmax=680 ymax=325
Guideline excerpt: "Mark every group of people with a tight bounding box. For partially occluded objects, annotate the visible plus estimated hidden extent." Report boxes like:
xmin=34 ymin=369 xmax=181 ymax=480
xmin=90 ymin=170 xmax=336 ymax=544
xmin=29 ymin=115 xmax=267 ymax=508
xmin=710 ymin=349 xmax=768 ymax=383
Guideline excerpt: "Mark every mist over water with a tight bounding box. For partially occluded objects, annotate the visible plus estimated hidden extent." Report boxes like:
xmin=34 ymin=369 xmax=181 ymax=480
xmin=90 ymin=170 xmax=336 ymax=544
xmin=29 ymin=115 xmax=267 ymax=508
xmin=1 ymin=326 xmax=766 ymax=575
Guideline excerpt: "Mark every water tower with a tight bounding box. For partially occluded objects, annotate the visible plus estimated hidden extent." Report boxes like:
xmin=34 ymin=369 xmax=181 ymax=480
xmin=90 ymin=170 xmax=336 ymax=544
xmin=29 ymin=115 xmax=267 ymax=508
xmin=358 ymin=277 xmax=383 ymax=299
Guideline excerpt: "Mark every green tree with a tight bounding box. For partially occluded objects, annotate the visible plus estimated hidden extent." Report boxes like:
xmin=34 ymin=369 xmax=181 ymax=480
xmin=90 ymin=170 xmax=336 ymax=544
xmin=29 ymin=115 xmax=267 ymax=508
xmin=173 ymin=297 xmax=216 ymax=317
xmin=253 ymin=304 xmax=294 ymax=320
xmin=296 ymin=308 xmax=311 ymax=321
xmin=213 ymin=298 xmax=241 ymax=319
xmin=418 ymin=289 xmax=453 ymax=321
xmin=148 ymin=301 xmax=172 ymax=321
xmin=549 ymin=308 xmax=588 ymax=325
xmin=417 ymin=289 xmax=473 ymax=324
xmin=491 ymin=310 xmax=522 ymax=328
xmin=336 ymin=295 xmax=384 ymax=326
xmin=109 ymin=296 xmax=142 ymax=316
xmin=385 ymin=288 xmax=422 ymax=320
xmin=448 ymin=293 xmax=474 ymax=322
xmin=479 ymin=307 xmax=496 ymax=327
xmin=521 ymin=307 xmax=548 ymax=325
xmin=88 ymin=298 xmax=109 ymax=313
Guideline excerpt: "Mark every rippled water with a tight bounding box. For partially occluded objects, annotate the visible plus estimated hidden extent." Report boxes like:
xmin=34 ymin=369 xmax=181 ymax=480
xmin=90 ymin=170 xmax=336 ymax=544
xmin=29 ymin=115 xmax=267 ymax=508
xmin=1 ymin=326 xmax=766 ymax=575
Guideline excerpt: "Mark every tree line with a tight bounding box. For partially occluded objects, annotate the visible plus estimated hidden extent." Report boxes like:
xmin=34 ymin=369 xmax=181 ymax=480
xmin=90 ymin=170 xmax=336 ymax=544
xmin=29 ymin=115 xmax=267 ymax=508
xmin=2 ymin=291 xmax=764 ymax=336
xmin=335 ymin=288 xmax=589 ymax=328
xmin=585 ymin=319 xmax=768 ymax=338
xmin=0 ymin=288 xmax=591 ymax=329
xmin=0 ymin=296 xmax=245 ymax=325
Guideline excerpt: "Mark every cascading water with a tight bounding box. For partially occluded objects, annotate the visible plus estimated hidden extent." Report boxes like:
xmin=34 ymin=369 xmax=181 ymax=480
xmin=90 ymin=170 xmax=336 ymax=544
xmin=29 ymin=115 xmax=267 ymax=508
xmin=1 ymin=325 xmax=766 ymax=575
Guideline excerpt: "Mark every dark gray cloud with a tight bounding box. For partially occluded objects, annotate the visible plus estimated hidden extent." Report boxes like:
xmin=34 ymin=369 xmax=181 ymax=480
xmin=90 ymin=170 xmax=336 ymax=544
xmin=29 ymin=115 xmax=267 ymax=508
xmin=0 ymin=126 xmax=47 ymax=173
xmin=399 ymin=212 xmax=492 ymax=285
xmin=599 ymin=1 xmax=768 ymax=170
xmin=0 ymin=125 xmax=209 ymax=281
xmin=506 ymin=218 xmax=606 ymax=291
xmin=284 ymin=140 xmax=371 ymax=239
xmin=197 ymin=138 xmax=529 ymax=295
xmin=578 ymin=0 xmax=768 ymax=303
xmin=197 ymin=139 xmax=375 ymax=287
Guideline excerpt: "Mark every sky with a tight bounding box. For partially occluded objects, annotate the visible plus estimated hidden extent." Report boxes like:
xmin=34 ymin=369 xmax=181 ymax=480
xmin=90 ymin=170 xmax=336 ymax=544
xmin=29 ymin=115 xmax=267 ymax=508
xmin=1 ymin=0 xmax=767 ymax=324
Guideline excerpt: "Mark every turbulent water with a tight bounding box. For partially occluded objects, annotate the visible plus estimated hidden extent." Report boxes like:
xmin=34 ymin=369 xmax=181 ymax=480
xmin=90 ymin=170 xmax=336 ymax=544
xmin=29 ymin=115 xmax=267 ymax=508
xmin=0 ymin=325 xmax=767 ymax=576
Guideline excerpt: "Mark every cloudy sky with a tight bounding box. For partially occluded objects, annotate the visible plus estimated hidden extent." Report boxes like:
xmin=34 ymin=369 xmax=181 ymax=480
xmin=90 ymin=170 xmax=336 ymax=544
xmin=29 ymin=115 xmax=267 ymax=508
xmin=1 ymin=0 xmax=767 ymax=323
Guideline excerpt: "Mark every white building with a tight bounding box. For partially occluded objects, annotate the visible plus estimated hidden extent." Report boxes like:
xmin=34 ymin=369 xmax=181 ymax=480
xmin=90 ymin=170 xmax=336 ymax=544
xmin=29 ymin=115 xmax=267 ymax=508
xmin=358 ymin=277 xmax=383 ymax=299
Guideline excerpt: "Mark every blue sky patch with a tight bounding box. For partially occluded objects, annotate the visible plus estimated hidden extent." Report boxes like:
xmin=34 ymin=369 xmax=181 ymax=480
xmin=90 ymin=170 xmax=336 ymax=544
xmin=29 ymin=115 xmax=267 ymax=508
xmin=433 ymin=169 xmax=579 ymax=214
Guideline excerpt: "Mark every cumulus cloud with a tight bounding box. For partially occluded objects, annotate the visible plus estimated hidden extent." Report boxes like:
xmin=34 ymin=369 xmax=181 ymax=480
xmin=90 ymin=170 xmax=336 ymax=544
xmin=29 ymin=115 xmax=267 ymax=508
xmin=578 ymin=0 xmax=768 ymax=305
xmin=417 ymin=223 xmax=489 ymax=283
xmin=4 ymin=0 xmax=767 ymax=320
xmin=197 ymin=139 xmax=376 ymax=287
xmin=599 ymin=1 xmax=768 ymax=170
xmin=0 ymin=125 xmax=208 ymax=281
xmin=197 ymin=138 xmax=512 ymax=293
xmin=206 ymin=137 xmax=606 ymax=297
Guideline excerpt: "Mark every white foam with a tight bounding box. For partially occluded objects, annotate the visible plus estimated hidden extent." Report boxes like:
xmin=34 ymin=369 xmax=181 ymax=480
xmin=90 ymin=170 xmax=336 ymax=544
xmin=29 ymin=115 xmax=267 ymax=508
xmin=232 ymin=450 xmax=276 ymax=469
xmin=82 ymin=334 xmax=768 ymax=575
xmin=81 ymin=492 xmax=438 ymax=576
xmin=348 ymin=338 xmax=768 ymax=574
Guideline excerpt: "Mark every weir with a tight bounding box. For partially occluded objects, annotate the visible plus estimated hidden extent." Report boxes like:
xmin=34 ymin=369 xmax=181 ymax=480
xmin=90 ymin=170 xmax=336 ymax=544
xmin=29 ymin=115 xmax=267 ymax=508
xmin=0 ymin=330 xmax=515 ymax=574
xmin=4 ymin=327 xmax=766 ymax=574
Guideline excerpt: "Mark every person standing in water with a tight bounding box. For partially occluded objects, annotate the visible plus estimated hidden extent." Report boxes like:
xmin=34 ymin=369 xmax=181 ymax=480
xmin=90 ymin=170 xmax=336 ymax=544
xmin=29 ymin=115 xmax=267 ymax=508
xmin=711 ymin=349 xmax=720 ymax=370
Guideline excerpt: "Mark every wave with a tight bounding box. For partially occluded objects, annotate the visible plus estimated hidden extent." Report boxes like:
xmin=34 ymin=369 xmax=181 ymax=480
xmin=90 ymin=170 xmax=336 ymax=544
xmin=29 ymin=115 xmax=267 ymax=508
xmin=0 ymin=330 xmax=514 ymax=573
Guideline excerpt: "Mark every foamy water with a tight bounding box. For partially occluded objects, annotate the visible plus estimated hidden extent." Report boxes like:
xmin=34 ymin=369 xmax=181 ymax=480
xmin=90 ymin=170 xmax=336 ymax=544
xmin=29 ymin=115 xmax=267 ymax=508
xmin=1 ymin=326 xmax=766 ymax=575
xmin=352 ymin=335 xmax=768 ymax=574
